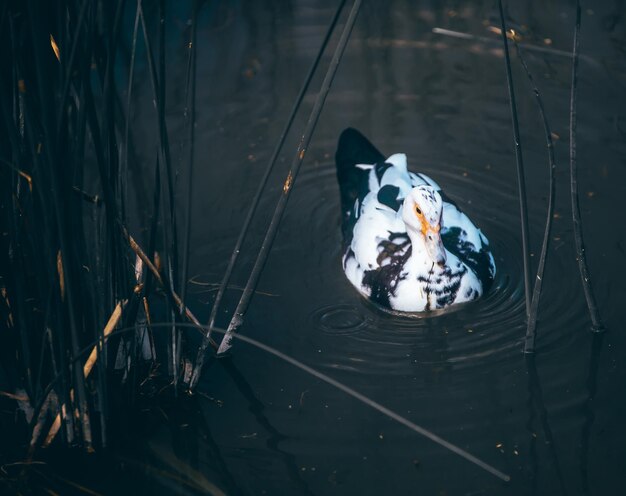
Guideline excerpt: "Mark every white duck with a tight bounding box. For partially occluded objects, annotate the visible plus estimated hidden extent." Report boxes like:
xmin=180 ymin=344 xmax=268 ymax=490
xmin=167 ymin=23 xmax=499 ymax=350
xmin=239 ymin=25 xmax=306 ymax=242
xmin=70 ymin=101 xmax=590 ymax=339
xmin=335 ymin=128 xmax=495 ymax=312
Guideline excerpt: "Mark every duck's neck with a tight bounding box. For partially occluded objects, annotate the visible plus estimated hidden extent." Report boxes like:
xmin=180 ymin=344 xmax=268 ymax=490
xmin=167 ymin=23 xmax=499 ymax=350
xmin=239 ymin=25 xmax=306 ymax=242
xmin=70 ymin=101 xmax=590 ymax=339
xmin=407 ymin=230 xmax=441 ymax=268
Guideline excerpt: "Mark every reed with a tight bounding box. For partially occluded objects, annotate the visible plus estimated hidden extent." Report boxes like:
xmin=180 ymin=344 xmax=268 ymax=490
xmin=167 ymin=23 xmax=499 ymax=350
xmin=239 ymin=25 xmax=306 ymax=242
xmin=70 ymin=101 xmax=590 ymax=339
xmin=21 ymin=320 xmax=513 ymax=483
xmin=0 ymin=0 xmax=203 ymax=472
xmin=510 ymin=41 xmax=557 ymax=353
xmin=214 ymin=0 xmax=365 ymax=358
xmin=569 ymin=0 xmax=604 ymax=332
xmin=189 ymin=0 xmax=349 ymax=390
xmin=497 ymin=0 xmax=532 ymax=318
xmin=178 ymin=0 xmax=199 ymax=319
xmin=1 ymin=1 xmax=599 ymax=492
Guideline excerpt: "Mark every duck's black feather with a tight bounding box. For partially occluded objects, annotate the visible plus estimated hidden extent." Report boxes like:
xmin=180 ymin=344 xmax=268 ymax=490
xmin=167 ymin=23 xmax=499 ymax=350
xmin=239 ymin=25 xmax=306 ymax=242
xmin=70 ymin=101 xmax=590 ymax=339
xmin=337 ymin=128 xmax=495 ymax=311
xmin=442 ymin=227 xmax=494 ymax=290
xmin=362 ymin=238 xmax=411 ymax=308
xmin=374 ymin=161 xmax=393 ymax=185
xmin=377 ymin=185 xmax=402 ymax=212
xmin=437 ymin=188 xmax=460 ymax=210
xmin=336 ymin=128 xmax=385 ymax=246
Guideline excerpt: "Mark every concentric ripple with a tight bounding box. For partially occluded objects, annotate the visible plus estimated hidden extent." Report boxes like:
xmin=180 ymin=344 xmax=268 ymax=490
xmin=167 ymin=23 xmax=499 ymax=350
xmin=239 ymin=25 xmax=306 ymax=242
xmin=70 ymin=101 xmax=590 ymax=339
xmin=283 ymin=151 xmax=589 ymax=378
xmin=309 ymin=303 xmax=371 ymax=336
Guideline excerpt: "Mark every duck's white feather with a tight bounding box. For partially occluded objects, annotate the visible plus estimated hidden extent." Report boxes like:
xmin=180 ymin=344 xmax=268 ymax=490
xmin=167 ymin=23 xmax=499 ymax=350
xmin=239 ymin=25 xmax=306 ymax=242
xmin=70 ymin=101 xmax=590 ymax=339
xmin=342 ymin=151 xmax=495 ymax=312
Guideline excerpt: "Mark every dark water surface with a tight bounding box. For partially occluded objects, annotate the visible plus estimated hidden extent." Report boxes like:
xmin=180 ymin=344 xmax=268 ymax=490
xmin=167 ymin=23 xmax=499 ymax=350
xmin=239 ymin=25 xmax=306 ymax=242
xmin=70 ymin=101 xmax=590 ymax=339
xmin=42 ymin=1 xmax=626 ymax=494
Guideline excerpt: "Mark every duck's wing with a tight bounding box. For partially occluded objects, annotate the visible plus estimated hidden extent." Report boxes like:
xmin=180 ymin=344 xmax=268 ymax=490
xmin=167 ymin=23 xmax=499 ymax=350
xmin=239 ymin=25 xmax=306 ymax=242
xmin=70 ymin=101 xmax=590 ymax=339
xmin=349 ymin=188 xmax=406 ymax=263
xmin=440 ymin=202 xmax=496 ymax=289
xmin=343 ymin=177 xmax=406 ymax=253
xmin=343 ymin=190 xmax=410 ymax=305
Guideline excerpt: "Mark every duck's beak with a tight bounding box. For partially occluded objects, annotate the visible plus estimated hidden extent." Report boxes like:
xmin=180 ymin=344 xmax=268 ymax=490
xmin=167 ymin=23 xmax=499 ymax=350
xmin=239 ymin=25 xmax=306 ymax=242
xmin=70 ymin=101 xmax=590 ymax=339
xmin=425 ymin=227 xmax=446 ymax=267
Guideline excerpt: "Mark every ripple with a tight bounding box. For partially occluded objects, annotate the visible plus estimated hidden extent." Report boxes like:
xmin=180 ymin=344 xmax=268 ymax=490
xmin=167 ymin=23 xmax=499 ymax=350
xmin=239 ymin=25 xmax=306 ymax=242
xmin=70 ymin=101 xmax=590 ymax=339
xmin=309 ymin=303 xmax=371 ymax=336
xmin=291 ymin=155 xmax=589 ymax=377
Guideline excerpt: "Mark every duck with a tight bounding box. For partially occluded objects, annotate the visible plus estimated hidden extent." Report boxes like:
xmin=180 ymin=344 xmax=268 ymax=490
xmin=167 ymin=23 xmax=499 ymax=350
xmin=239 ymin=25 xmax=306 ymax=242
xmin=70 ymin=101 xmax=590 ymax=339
xmin=335 ymin=128 xmax=495 ymax=313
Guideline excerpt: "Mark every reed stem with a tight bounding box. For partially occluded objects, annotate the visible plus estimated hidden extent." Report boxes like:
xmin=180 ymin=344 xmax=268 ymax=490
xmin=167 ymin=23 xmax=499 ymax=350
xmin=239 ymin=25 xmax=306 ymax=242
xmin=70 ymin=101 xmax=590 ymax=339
xmin=498 ymin=0 xmax=532 ymax=318
xmin=511 ymin=42 xmax=557 ymax=353
xmin=179 ymin=0 xmax=199 ymax=317
xmin=569 ymin=0 xmax=604 ymax=332
xmin=215 ymin=0 xmax=364 ymax=357
xmin=189 ymin=0 xmax=350 ymax=388
xmin=43 ymin=301 xmax=125 ymax=447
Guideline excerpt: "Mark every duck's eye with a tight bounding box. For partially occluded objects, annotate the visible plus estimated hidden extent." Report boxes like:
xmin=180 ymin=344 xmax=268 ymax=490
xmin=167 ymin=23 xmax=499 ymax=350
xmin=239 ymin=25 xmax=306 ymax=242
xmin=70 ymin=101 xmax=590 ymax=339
xmin=415 ymin=206 xmax=422 ymax=215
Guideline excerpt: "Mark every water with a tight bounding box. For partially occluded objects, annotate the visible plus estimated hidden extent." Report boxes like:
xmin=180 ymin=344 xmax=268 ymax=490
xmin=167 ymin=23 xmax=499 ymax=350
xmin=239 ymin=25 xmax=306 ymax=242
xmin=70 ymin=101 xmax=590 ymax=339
xmin=30 ymin=0 xmax=626 ymax=494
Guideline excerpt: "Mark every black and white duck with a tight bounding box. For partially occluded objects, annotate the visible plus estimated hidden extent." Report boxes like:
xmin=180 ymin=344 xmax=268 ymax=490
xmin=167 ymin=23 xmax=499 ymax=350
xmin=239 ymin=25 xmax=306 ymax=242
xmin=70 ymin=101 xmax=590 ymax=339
xmin=335 ymin=128 xmax=495 ymax=313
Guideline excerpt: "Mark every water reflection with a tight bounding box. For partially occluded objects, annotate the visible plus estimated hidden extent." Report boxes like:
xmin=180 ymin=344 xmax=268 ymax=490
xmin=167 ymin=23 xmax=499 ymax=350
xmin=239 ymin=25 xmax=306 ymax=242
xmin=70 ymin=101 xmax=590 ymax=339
xmin=580 ymin=332 xmax=605 ymax=495
xmin=218 ymin=358 xmax=316 ymax=496
xmin=525 ymin=356 xmax=567 ymax=496
xmin=67 ymin=0 xmax=626 ymax=494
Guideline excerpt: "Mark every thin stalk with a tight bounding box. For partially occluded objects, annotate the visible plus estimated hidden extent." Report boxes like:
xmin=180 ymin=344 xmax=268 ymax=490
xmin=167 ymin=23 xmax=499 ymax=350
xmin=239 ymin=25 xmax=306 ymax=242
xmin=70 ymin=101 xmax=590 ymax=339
xmin=98 ymin=0 xmax=127 ymax=445
xmin=217 ymin=0 xmax=364 ymax=356
xmin=118 ymin=223 xmax=215 ymax=346
xmin=569 ymin=0 xmax=604 ymax=332
xmin=29 ymin=392 xmax=55 ymax=454
xmin=158 ymin=0 xmax=179 ymax=303
xmin=154 ymin=0 xmax=180 ymax=391
xmin=171 ymin=306 xmax=177 ymax=384
xmin=138 ymin=0 xmax=177 ymax=282
xmin=144 ymin=158 xmax=161 ymax=301
xmin=179 ymin=0 xmax=199 ymax=316
xmin=122 ymin=2 xmax=141 ymax=221
xmin=512 ymin=42 xmax=556 ymax=353
xmin=81 ymin=47 xmax=119 ymax=291
xmin=498 ymin=0 xmax=532 ymax=317
xmin=55 ymin=0 xmax=89 ymax=134
xmin=190 ymin=0 xmax=348 ymax=385
xmin=103 ymin=0 xmax=129 ymax=296
xmin=431 ymin=27 xmax=598 ymax=65
xmin=26 ymin=0 xmax=92 ymax=448
xmin=136 ymin=4 xmax=180 ymax=392
xmin=43 ymin=301 xmax=125 ymax=447
xmin=3 ymin=6 xmax=38 ymax=411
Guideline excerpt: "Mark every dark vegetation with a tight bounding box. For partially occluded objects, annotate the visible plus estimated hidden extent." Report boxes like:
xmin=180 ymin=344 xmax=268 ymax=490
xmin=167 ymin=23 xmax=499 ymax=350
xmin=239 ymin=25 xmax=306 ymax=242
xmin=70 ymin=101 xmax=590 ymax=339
xmin=0 ymin=0 xmax=213 ymax=491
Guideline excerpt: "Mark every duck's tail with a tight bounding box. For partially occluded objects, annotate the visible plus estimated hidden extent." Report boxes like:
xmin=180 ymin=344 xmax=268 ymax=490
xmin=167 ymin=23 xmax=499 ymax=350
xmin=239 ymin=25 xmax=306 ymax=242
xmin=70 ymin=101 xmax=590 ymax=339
xmin=335 ymin=128 xmax=385 ymax=241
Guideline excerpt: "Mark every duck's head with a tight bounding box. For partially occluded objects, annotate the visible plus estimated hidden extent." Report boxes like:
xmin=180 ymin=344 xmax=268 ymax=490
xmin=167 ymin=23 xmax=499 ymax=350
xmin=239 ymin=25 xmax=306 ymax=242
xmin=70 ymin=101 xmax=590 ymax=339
xmin=402 ymin=185 xmax=446 ymax=266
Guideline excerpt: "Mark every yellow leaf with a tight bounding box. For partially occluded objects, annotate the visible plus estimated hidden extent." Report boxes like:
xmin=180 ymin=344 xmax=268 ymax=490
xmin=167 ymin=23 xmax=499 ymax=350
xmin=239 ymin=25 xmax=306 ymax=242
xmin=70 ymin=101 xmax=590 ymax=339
xmin=50 ymin=34 xmax=60 ymax=61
